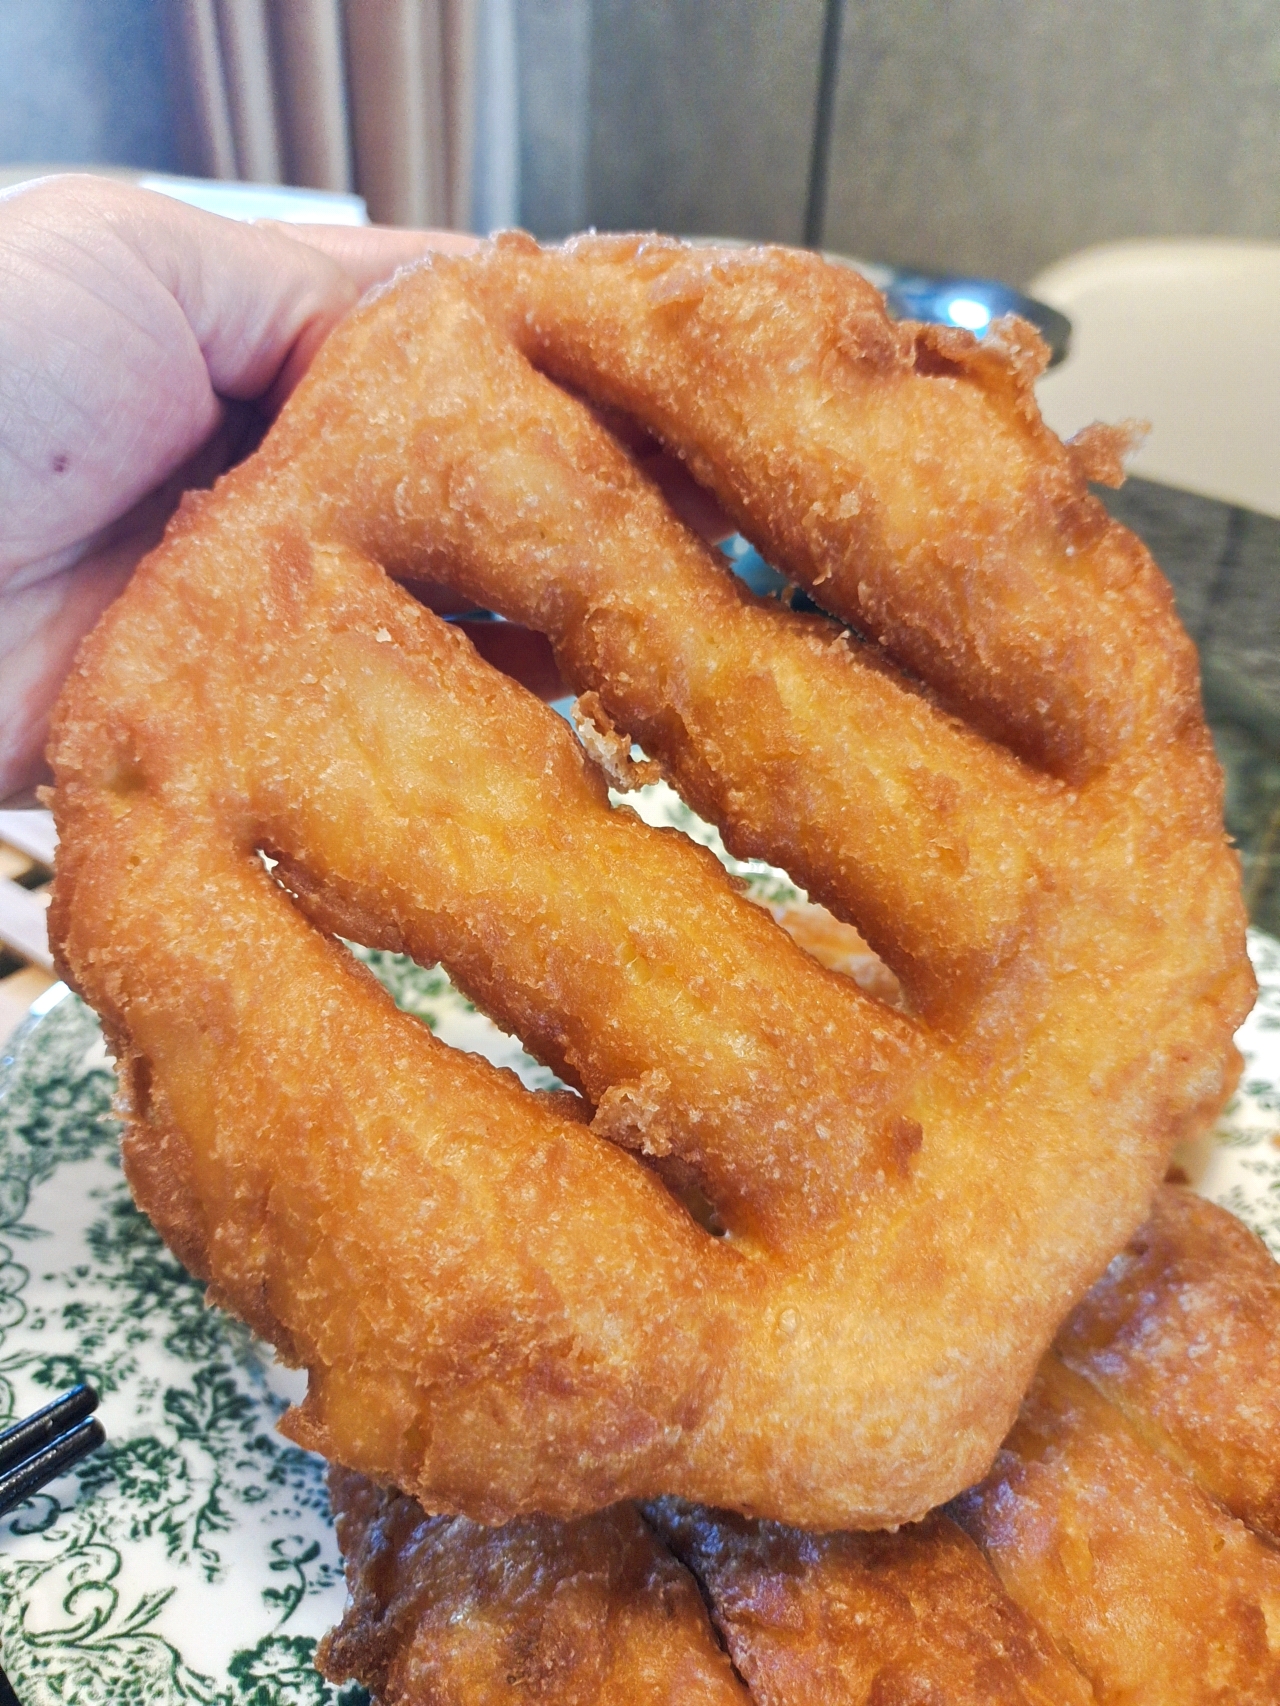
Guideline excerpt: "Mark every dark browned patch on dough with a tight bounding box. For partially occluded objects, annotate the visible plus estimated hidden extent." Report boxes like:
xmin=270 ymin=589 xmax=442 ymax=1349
xmin=889 ymin=1115 xmax=924 ymax=1176
xmin=912 ymin=343 xmax=970 ymax=382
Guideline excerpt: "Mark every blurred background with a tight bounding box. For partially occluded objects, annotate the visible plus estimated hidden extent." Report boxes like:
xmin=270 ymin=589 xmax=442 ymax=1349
xmin=1 ymin=0 xmax=1279 ymax=278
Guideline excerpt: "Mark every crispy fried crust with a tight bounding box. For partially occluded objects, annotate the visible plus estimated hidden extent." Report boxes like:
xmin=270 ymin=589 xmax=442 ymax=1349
xmin=465 ymin=242 xmax=1152 ymax=789
xmin=318 ymin=1472 xmax=746 ymax=1704
xmin=954 ymin=1355 xmax=1280 ymax=1703
xmin=1055 ymin=1182 xmax=1280 ymax=1542
xmin=954 ymin=1188 xmax=1280 ymax=1702
xmin=48 ymin=237 xmax=1251 ymax=1528
xmin=643 ymin=1501 xmax=1093 ymax=1705
xmin=322 ymin=1191 xmax=1278 ymax=1705
xmin=321 ymin=1479 xmax=1091 ymax=1705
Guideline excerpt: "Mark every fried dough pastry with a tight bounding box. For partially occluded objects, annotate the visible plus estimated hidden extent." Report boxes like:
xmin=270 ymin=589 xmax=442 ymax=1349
xmin=320 ymin=1190 xmax=1280 ymax=1705
xmin=955 ymin=1187 xmax=1280 ymax=1702
xmin=48 ymin=236 xmax=1252 ymax=1529
xmin=643 ymin=1501 xmax=1093 ymax=1705
xmin=318 ymin=1473 xmax=746 ymax=1704
xmin=1054 ymin=1176 xmax=1280 ymax=1542
xmin=321 ymin=1481 xmax=1087 ymax=1706
xmin=956 ymin=1357 xmax=1280 ymax=1702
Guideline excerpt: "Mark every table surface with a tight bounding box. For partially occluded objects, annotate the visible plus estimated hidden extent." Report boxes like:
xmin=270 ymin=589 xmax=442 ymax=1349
xmin=1102 ymin=476 xmax=1280 ymax=938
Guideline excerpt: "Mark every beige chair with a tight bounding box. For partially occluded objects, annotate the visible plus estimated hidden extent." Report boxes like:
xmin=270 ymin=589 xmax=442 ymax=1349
xmin=1031 ymin=239 xmax=1280 ymax=520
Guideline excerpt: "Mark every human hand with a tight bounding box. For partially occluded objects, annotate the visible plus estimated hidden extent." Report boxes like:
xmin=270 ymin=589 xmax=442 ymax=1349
xmin=0 ymin=174 xmax=471 ymax=803
xmin=0 ymin=177 xmax=733 ymax=805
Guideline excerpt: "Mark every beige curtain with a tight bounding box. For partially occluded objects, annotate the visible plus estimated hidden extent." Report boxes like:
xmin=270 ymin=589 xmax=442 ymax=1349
xmin=173 ymin=0 xmax=516 ymax=230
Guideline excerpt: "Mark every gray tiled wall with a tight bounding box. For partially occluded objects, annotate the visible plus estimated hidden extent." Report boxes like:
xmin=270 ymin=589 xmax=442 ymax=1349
xmin=823 ymin=0 xmax=1280 ymax=283
xmin=0 ymin=0 xmax=179 ymax=175
xmin=582 ymin=0 xmax=825 ymax=244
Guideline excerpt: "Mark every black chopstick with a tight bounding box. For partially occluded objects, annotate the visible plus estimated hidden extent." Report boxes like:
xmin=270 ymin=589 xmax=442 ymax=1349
xmin=0 ymin=1389 xmax=107 ymax=1706
xmin=0 ymin=1385 xmax=105 ymax=1519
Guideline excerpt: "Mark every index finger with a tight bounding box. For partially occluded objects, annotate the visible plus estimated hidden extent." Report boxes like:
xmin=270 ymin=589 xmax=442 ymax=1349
xmin=257 ymin=222 xmax=481 ymax=297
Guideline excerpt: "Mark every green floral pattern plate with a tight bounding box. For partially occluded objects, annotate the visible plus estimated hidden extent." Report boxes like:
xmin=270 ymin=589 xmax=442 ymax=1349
xmin=0 ymin=782 xmax=1276 ymax=1701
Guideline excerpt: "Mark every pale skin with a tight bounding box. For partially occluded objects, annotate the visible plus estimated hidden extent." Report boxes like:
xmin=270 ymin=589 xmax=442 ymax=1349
xmin=0 ymin=173 xmax=481 ymax=804
xmin=0 ymin=174 xmax=728 ymax=806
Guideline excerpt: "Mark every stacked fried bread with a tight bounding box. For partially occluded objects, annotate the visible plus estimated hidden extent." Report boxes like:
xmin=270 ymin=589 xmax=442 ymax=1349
xmin=321 ymin=1187 xmax=1280 ymax=1703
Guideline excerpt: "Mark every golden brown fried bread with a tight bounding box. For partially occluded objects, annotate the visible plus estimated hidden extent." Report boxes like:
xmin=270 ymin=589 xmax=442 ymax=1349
xmin=319 ymin=1471 xmax=745 ymax=1704
xmin=321 ymin=1191 xmax=1278 ymax=1704
xmin=1056 ymin=1182 xmax=1280 ymax=1542
xmin=954 ymin=1354 xmax=1280 ymax=1703
xmin=322 ymin=1480 xmax=1093 ymax=1704
xmin=954 ymin=1187 xmax=1280 ymax=1701
xmin=296 ymin=235 xmax=1249 ymax=1025
xmin=49 ymin=237 xmax=1250 ymax=1528
xmin=465 ymin=239 xmax=1152 ymax=787
xmin=644 ymin=1501 xmax=1093 ymax=1705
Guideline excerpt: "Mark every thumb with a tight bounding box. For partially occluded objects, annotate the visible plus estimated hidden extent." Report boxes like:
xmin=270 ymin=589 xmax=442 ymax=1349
xmin=0 ymin=175 xmax=360 ymax=580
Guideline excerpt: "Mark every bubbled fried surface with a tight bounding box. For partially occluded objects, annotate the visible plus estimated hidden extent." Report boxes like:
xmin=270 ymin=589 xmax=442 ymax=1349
xmin=318 ymin=1471 xmax=746 ymax=1705
xmin=1055 ymin=1181 xmax=1280 ymax=1542
xmin=322 ymin=1192 xmax=1278 ymax=1705
xmin=323 ymin=1476 xmax=1093 ymax=1705
xmin=49 ymin=236 xmax=1251 ymax=1530
xmin=954 ymin=1355 xmax=1280 ymax=1703
xmin=643 ymin=1502 xmax=1093 ymax=1705
xmin=954 ymin=1188 xmax=1280 ymax=1703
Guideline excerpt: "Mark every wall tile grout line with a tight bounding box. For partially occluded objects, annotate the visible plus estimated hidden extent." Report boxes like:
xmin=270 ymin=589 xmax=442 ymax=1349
xmin=803 ymin=0 xmax=846 ymax=247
